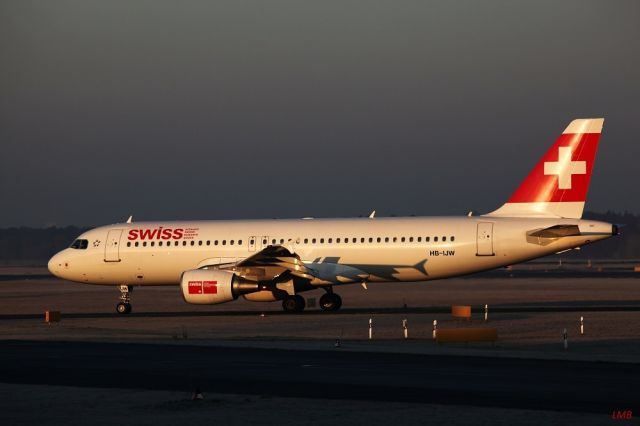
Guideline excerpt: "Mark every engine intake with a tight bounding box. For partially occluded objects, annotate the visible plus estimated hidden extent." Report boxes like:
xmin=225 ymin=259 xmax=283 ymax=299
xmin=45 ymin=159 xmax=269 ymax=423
xmin=180 ymin=269 xmax=259 ymax=305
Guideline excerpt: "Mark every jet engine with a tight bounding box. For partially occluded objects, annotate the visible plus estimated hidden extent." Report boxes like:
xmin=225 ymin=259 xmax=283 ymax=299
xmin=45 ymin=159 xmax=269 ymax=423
xmin=180 ymin=269 xmax=259 ymax=305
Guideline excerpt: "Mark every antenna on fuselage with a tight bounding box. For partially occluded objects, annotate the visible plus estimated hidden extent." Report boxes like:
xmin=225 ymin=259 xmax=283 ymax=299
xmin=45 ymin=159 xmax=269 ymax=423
xmin=126 ymin=215 xmax=133 ymax=224
xmin=369 ymin=210 xmax=376 ymax=219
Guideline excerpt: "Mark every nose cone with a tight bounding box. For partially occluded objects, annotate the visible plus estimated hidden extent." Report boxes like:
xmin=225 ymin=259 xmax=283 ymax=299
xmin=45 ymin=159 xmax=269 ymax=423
xmin=48 ymin=253 xmax=62 ymax=277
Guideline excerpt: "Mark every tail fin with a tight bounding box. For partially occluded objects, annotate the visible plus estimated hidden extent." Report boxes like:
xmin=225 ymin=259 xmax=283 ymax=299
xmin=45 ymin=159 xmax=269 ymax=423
xmin=486 ymin=118 xmax=604 ymax=219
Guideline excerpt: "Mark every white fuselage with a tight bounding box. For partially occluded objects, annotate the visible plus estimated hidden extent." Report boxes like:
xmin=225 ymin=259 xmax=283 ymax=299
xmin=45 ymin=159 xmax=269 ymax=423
xmin=48 ymin=216 xmax=614 ymax=287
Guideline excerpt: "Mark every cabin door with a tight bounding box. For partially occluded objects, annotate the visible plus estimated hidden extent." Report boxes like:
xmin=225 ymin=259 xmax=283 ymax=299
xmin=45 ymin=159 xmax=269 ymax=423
xmin=104 ymin=229 xmax=123 ymax=262
xmin=476 ymin=222 xmax=494 ymax=256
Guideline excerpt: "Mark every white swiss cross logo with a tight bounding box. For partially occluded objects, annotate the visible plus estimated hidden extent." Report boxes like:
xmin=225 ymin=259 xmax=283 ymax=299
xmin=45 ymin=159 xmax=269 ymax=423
xmin=543 ymin=146 xmax=586 ymax=190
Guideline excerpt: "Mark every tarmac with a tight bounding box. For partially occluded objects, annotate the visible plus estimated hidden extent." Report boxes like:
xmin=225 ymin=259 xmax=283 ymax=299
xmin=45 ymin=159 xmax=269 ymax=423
xmin=1 ymin=268 xmax=639 ymax=424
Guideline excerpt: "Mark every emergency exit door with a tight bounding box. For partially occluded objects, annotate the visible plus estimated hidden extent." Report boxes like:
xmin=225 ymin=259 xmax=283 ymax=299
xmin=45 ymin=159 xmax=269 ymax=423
xmin=104 ymin=229 xmax=123 ymax=262
xmin=476 ymin=222 xmax=494 ymax=256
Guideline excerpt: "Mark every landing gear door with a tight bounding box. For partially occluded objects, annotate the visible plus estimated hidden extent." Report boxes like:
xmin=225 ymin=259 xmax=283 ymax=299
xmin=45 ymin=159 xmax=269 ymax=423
xmin=476 ymin=222 xmax=495 ymax=256
xmin=105 ymin=229 xmax=123 ymax=262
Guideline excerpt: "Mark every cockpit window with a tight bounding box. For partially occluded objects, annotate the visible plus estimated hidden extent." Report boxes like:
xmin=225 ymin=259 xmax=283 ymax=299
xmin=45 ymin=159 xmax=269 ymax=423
xmin=70 ymin=239 xmax=88 ymax=249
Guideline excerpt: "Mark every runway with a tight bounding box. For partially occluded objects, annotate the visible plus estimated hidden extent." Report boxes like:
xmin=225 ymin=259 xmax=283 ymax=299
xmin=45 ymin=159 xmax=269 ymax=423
xmin=2 ymin=273 xmax=640 ymax=423
xmin=2 ymin=303 xmax=640 ymax=321
xmin=1 ymin=340 xmax=638 ymax=414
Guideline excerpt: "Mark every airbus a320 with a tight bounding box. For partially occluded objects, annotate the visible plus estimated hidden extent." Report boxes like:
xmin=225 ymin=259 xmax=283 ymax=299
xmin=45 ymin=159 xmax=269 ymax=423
xmin=48 ymin=118 xmax=617 ymax=314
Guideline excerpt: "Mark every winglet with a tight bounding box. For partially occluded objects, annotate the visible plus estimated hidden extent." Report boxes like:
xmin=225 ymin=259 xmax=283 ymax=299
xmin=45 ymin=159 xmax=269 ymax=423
xmin=126 ymin=215 xmax=133 ymax=224
xmin=369 ymin=210 xmax=376 ymax=219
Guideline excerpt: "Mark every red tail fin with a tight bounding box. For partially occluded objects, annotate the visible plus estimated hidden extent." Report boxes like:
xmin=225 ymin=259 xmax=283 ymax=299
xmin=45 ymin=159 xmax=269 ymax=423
xmin=487 ymin=118 xmax=604 ymax=219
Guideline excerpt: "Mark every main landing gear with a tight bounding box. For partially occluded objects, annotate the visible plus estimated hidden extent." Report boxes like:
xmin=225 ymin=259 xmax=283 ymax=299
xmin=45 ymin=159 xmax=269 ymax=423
xmin=281 ymin=288 xmax=343 ymax=313
xmin=116 ymin=285 xmax=132 ymax=314
xmin=319 ymin=288 xmax=342 ymax=312
xmin=282 ymin=295 xmax=305 ymax=313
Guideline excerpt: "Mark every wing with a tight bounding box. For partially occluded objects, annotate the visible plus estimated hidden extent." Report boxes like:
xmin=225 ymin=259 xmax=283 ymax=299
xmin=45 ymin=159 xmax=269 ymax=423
xmin=233 ymin=245 xmax=316 ymax=281
xmin=206 ymin=245 xmax=369 ymax=285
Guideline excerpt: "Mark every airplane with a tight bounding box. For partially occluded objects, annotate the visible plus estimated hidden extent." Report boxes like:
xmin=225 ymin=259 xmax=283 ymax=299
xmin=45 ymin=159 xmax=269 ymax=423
xmin=48 ymin=118 xmax=617 ymax=314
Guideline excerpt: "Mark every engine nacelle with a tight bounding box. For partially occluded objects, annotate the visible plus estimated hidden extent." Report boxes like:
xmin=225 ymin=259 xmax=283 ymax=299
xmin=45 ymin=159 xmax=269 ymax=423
xmin=180 ymin=269 xmax=258 ymax=305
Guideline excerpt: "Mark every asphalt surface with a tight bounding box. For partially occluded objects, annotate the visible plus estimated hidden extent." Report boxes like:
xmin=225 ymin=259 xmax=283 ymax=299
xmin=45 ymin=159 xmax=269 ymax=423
xmin=2 ymin=303 xmax=640 ymax=321
xmin=1 ymin=340 xmax=638 ymax=414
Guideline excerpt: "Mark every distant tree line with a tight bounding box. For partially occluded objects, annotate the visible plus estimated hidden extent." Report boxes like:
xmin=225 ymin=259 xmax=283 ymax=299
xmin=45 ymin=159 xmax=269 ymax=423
xmin=0 ymin=211 xmax=638 ymax=265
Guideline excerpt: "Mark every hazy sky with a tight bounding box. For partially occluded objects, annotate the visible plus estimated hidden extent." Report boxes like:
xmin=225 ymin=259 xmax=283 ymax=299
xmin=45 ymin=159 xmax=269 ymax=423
xmin=1 ymin=1 xmax=639 ymax=227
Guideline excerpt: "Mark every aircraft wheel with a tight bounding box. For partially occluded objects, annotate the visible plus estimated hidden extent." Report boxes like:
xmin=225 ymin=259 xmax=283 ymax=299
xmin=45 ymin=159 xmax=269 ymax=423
xmin=320 ymin=293 xmax=342 ymax=311
xmin=282 ymin=295 xmax=305 ymax=312
xmin=116 ymin=302 xmax=132 ymax=314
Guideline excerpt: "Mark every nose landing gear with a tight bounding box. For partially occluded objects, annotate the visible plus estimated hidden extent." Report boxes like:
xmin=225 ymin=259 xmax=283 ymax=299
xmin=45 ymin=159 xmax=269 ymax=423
xmin=116 ymin=285 xmax=132 ymax=314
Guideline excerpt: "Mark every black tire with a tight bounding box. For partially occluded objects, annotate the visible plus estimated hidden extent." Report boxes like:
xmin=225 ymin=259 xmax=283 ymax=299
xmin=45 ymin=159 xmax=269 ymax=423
xmin=282 ymin=295 xmax=305 ymax=312
xmin=319 ymin=293 xmax=342 ymax=311
xmin=116 ymin=302 xmax=132 ymax=314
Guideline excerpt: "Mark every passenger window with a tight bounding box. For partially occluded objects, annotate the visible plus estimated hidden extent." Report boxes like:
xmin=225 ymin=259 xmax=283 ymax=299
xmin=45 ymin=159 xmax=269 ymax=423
xmin=159 ymin=241 xmax=163 ymax=247
xmin=409 ymin=237 xmax=414 ymax=242
xmin=417 ymin=237 xmax=421 ymax=242
xmin=215 ymin=240 xmax=219 ymax=246
xmin=434 ymin=237 xmax=438 ymax=242
xmin=143 ymin=242 xmax=147 ymax=247
xmin=384 ymin=237 xmax=389 ymax=243
xmin=393 ymin=237 xmax=397 ymax=242
xmin=127 ymin=242 xmax=131 ymax=247
xmin=262 ymin=239 xmax=267 ymax=245
xmin=222 ymin=240 xmax=227 ymax=245
xmin=353 ymin=238 xmax=357 ymax=243
xmin=151 ymin=241 xmax=155 ymax=247
xmin=238 ymin=240 xmax=242 ymax=245
xmin=320 ymin=238 xmax=324 ymax=244
xmin=369 ymin=237 xmax=373 ymax=243
xmin=175 ymin=241 xmax=179 ymax=246
xmin=135 ymin=242 xmax=139 ymax=247
xmin=312 ymin=238 xmax=317 ymax=244
xmin=377 ymin=237 xmax=381 ymax=243
xmin=442 ymin=236 xmax=447 ymax=242
xmin=304 ymin=238 xmax=308 ymax=244
xmin=230 ymin=240 xmax=235 ymax=245
xmin=206 ymin=240 xmax=210 ymax=246
xmin=337 ymin=238 xmax=341 ymax=243
xmin=451 ymin=236 xmax=455 ymax=242
xmin=280 ymin=239 xmax=284 ymax=244
xmin=328 ymin=238 xmax=332 ymax=243
xmin=426 ymin=237 xmax=430 ymax=242
xmin=401 ymin=237 xmax=405 ymax=242
xmin=361 ymin=238 xmax=365 ymax=243
xmin=190 ymin=241 xmax=195 ymax=246
xmin=198 ymin=240 xmax=203 ymax=246
xmin=183 ymin=241 xmax=187 ymax=246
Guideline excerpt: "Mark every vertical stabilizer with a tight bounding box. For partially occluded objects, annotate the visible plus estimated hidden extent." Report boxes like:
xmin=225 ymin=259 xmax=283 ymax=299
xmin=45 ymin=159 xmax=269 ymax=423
xmin=486 ymin=118 xmax=604 ymax=219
